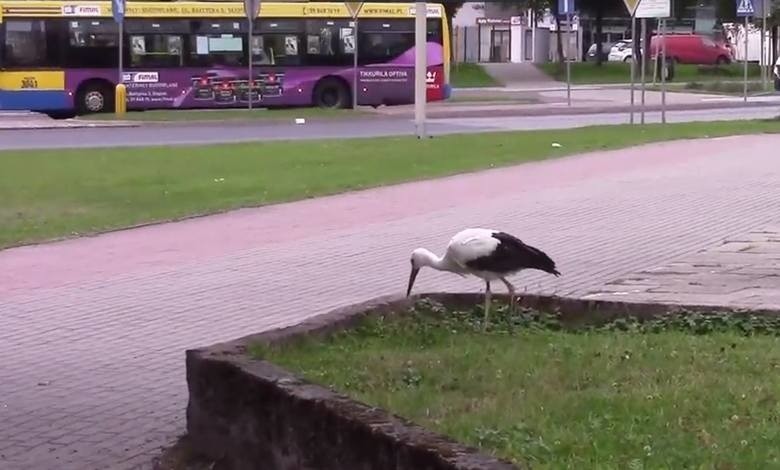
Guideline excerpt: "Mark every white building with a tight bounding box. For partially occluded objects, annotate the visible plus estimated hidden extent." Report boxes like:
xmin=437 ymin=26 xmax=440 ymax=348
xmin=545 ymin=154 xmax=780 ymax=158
xmin=451 ymin=2 xmax=582 ymax=64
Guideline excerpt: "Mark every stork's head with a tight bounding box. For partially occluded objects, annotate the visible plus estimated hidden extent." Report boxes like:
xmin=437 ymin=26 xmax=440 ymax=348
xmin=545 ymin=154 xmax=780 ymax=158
xmin=406 ymin=248 xmax=433 ymax=297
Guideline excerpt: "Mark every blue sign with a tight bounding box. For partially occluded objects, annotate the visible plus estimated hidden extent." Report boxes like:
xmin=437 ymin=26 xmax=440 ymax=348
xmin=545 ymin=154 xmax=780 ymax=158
xmin=558 ymin=0 xmax=576 ymax=15
xmin=736 ymin=0 xmax=754 ymax=16
xmin=112 ymin=0 xmax=126 ymax=23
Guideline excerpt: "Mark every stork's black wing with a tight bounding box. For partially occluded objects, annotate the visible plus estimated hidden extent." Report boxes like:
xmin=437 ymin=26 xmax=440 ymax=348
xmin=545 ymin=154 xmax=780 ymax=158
xmin=465 ymin=231 xmax=561 ymax=276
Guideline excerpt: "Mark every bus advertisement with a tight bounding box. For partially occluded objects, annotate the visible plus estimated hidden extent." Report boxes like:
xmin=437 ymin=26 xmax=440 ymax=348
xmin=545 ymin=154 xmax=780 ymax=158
xmin=0 ymin=1 xmax=450 ymax=115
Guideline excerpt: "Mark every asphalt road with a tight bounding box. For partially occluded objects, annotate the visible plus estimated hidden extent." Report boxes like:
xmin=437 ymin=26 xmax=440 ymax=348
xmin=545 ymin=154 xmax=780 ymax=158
xmin=0 ymin=106 xmax=777 ymax=150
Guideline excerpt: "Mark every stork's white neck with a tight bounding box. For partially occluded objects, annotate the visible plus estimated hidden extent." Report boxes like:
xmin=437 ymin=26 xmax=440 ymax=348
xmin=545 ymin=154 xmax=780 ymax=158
xmin=415 ymin=248 xmax=457 ymax=273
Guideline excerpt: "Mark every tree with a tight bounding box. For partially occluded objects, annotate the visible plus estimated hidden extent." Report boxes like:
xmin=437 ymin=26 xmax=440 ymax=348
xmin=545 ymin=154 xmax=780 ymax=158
xmin=577 ymin=0 xmax=623 ymax=66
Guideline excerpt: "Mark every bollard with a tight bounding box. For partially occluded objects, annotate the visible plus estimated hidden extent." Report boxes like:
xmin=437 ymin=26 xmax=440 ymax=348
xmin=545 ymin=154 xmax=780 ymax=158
xmin=115 ymin=83 xmax=127 ymax=116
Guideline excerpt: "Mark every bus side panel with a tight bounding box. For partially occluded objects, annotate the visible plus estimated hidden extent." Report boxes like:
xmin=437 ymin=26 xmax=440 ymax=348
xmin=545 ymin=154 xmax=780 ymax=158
xmin=0 ymin=71 xmax=72 ymax=111
xmin=66 ymin=67 xmax=399 ymax=109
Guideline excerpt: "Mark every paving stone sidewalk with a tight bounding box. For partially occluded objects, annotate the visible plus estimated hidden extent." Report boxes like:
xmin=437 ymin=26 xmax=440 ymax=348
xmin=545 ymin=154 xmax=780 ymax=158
xmin=585 ymin=226 xmax=780 ymax=309
xmin=1 ymin=135 xmax=779 ymax=469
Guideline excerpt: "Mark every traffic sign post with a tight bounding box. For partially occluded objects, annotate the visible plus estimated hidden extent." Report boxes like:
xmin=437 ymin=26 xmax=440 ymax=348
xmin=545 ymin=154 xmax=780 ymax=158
xmin=629 ymin=13 xmax=636 ymax=124
xmin=345 ymin=2 xmax=364 ymax=111
xmin=622 ymin=0 xmax=641 ymax=124
xmin=635 ymin=0 xmax=671 ymax=124
xmin=558 ymin=0 xmax=575 ymax=107
xmin=640 ymin=18 xmax=646 ymax=124
xmin=112 ymin=0 xmax=126 ymax=116
xmin=244 ymin=0 xmax=261 ymax=110
xmin=760 ymin=0 xmax=767 ymax=91
xmin=737 ymin=0 xmax=754 ymax=102
xmin=414 ymin=1 xmax=426 ymax=139
xmin=660 ymin=18 xmax=667 ymax=124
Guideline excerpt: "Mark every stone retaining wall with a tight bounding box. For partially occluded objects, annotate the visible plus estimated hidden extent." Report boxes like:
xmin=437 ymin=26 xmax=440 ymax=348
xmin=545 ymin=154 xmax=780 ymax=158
xmin=185 ymin=293 xmax=777 ymax=470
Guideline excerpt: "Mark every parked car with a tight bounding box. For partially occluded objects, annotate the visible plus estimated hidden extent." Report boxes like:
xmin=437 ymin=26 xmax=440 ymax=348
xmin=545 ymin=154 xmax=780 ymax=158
xmin=585 ymin=41 xmax=614 ymax=62
xmin=607 ymin=40 xmax=634 ymax=62
xmin=650 ymin=34 xmax=732 ymax=65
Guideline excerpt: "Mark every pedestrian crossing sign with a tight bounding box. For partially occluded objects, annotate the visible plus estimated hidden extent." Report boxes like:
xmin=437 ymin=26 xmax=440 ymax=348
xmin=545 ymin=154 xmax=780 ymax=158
xmin=736 ymin=0 xmax=754 ymax=16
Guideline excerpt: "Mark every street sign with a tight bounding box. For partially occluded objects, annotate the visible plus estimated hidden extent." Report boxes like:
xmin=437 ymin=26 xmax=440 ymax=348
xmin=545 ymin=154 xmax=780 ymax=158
xmin=736 ymin=0 xmax=755 ymax=16
xmin=244 ymin=0 xmax=261 ymax=111
xmin=111 ymin=0 xmax=125 ymax=23
xmin=558 ymin=0 xmax=575 ymax=16
xmin=623 ymin=0 xmax=641 ymax=15
xmin=345 ymin=2 xmax=365 ymax=111
xmin=244 ymin=0 xmax=260 ymax=20
xmin=635 ymin=0 xmax=670 ymax=18
xmin=345 ymin=2 xmax=364 ymax=18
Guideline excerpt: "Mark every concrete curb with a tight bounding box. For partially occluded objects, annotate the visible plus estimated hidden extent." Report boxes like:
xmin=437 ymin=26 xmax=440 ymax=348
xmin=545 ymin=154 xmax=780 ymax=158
xmin=0 ymin=118 xmax=140 ymax=130
xmin=370 ymin=100 xmax=780 ymax=120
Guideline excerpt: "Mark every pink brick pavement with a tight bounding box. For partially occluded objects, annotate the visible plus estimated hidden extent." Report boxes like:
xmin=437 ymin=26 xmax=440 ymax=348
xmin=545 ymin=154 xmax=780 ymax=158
xmin=1 ymin=135 xmax=779 ymax=469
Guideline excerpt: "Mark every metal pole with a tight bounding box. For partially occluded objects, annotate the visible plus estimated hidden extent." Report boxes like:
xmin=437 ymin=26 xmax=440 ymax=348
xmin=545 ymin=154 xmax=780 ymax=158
xmin=640 ymin=18 xmax=646 ymax=124
xmin=248 ymin=18 xmax=253 ymax=110
xmin=531 ymin=9 xmax=536 ymax=63
xmin=630 ymin=14 xmax=636 ymax=124
xmin=118 ymin=21 xmax=123 ymax=87
xmin=566 ymin=12 xmax=571 ymax=106
xmin=744 ymin=15 xmax=749 ymax=102
xmin=353 ymin=17 xmax=359 ymax=110
xmin=414 ymin=1 xmax=426 ymax=138
xmin=661 ymin=18 xmax=666 ymax=124
xmin=762 ymin=0 xmax=767 ymax=90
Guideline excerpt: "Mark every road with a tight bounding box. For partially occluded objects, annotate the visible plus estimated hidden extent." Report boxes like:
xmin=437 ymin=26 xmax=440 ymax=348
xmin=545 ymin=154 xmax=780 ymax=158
xmin=0 ymin=105 xmax=778 ymax=150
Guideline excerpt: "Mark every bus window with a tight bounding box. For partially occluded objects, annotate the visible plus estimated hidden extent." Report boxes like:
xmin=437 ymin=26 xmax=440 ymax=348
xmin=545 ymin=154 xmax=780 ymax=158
xmin=358 ymin=21 xmax=412 ymax=65
xmin=304 ymin=19 xmax=352 ymax=66
xmin=65 ymin=19 xmax=119 ymax=68
xmin=2 ymin=20 xmax=49 ymax=67
xmin=254 ymin=33 xmax=301 ymax=66
xmin=256 ymin=19 xmax=302 ymax=66
xmin=130 ymin=34 xmax=184 ymax=68
xmin=188 ymin=20 xmax=245 ymax=67
xmin=358 ymin=18 xmax=443 ymax=65
xmin=126 ymin=20 xmax=188 ymax=68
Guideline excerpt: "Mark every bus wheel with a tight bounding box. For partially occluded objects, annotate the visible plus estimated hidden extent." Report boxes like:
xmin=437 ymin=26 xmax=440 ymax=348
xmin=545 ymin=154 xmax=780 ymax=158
xmin=313 ymin=78 xmax=349 ymax=109
xmin=76 ymin=82 xmax=114 ymax=114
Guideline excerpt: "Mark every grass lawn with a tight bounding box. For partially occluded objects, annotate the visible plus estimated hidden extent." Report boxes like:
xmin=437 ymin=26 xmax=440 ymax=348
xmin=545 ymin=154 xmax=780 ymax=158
xmin=85 ymin=107 xmax=365 ymax=122
xmin=1 ymin=119 xmax=779 ymax=249
xmin=258 ymin=300 xmax=780 ymax=468
xmin=537 ymin=62 xmax=763 ymax=85
xmin=451 ymin=63 xmax=501 ymax=88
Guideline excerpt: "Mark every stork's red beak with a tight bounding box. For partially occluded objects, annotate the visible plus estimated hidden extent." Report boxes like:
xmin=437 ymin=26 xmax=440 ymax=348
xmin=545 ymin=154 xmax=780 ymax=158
xmin=406 ymin=266 xmax=420 ymax=297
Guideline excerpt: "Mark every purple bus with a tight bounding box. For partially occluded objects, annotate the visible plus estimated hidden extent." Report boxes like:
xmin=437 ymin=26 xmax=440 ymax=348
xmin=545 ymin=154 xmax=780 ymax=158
xmin=0 ymin=1 xmax=451 ymax=116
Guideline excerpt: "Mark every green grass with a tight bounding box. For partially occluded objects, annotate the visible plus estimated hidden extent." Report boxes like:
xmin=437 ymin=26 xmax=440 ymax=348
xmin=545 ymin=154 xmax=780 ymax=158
xmin=451 ymin=63 xmax=501 ymax=88
xmin=86 ymin=107 xmax=364 ymax=122
xmin=258 ymin=300 xmax=780 ymax=468
xmin=537 ymin=62 xmax=763 ymax=85
xmin=1 ymin=119 xmax=779 ymax=249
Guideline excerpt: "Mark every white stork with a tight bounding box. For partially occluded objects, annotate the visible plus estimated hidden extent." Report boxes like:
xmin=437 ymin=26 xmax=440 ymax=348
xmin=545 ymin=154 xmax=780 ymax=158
xmin=406 ymin=228 xmax=561 ymax=329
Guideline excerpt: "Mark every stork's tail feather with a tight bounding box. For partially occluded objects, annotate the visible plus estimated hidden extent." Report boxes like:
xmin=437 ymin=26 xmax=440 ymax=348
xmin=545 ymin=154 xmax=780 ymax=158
xmin=524 ymin=243 xmax=561 ymax=277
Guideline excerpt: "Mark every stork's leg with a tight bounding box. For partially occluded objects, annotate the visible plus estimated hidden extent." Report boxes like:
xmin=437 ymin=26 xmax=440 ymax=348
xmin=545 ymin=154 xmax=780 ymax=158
xmin=500 ymin=277 xmax=517 ymax=314
xmin=483 ymin=280 xmax=492 ymax=332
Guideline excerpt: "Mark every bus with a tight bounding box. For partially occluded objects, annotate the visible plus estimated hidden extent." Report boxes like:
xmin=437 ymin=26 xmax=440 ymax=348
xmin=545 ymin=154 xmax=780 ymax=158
xmin=0 ymin=1 xmax=450 ymax=115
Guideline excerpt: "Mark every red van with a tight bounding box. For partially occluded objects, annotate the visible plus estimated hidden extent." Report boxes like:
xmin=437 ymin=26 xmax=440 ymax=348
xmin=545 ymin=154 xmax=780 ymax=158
xmin=650 ymin=34 xmax=733 ymax=65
